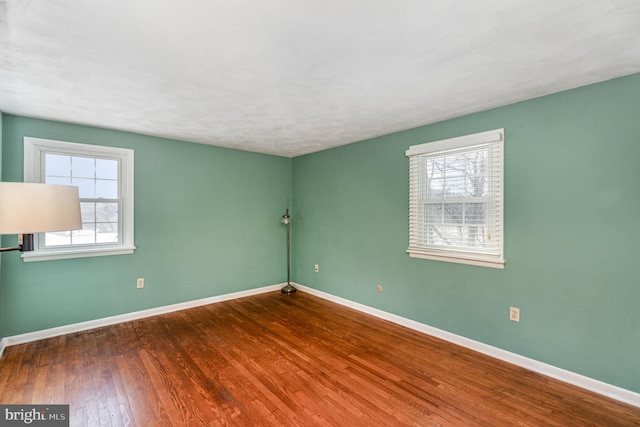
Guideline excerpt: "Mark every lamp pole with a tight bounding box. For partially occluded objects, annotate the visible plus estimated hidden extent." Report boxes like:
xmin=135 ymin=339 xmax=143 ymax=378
xmin=281 ymin=209 xmax=296 ymax=294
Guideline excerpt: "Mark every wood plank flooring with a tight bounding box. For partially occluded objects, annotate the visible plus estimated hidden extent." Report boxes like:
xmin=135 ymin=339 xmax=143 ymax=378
xmin=1 ymin=291 xmax=639 ymax=426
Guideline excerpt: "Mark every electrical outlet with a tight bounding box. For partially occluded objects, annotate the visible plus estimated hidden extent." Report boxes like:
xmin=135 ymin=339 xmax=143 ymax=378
xmin=509 ymin=306 xmax=520 ymax=322
xmin=137 ymin=278 xmax=144 ymax=289
xmin=314 ymin=264 xmax=319 ymax=273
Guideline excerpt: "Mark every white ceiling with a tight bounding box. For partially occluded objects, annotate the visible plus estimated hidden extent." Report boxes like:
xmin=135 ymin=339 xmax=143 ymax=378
xmin=1 ymin=1 xmax=639 ymax=158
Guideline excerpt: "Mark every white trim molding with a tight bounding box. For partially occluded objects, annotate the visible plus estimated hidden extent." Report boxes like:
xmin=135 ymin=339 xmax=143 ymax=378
xmin=292 ymin=283 xmax=640 ymax=409
xmin=23 ymin=136 xmax=135 ymax=261
xmin=0 ymin=283 xmax=283 ymax=352
xmin=406 ymin=128 xmax=505 ymax=269
xmin=2 ymin=282 xmax=638 ymax=409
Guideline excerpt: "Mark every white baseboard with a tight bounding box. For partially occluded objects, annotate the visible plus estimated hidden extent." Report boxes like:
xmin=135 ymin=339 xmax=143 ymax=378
xmin=292 ymin=283 xmax=640 ymax=409
xmin=2 ymin=281 xmax=638 ymax=408
xmin=0 ymin=283 xmax=284 ymax=352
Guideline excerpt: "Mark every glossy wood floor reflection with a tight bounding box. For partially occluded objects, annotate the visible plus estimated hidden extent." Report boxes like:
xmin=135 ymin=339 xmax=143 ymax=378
xmin=1 ymin=292 xmax=639 ymax=426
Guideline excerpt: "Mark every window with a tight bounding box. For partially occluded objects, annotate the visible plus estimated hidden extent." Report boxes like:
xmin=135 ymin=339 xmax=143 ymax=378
xmin=406 ymin=129 xmax=504 ymax=269
xmin=23 ymin=137 xmax=135 ymax=261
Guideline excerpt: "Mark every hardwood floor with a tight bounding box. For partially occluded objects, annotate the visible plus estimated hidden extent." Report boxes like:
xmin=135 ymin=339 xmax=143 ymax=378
xmin=1 ymin=291 xmax=639 ymax=426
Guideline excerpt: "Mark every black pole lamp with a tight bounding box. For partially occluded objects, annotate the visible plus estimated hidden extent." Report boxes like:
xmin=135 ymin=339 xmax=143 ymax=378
xmin=280 ymin=208 xmax=296 ymax=294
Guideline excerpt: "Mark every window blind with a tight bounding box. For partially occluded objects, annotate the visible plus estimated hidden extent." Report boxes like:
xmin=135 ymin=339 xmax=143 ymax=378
xmin=406 ymin=129 xmax=504 ymax=268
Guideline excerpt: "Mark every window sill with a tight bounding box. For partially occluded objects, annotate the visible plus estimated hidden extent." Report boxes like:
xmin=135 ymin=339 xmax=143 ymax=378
xmin=21 ymin=246 xmax=136 ymax=262
xmin=407 ymin=248 xmax=505 ymax=269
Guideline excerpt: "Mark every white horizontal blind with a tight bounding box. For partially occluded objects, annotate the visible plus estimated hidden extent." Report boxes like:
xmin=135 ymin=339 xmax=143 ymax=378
xmin=407 ymin=129 xmax=504 ymax=268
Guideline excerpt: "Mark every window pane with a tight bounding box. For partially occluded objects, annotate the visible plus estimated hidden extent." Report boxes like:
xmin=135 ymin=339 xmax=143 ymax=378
xmin=444 ymin=154 xmax=466 ymax=177
xmin=467 ymin=175 xmax=487 ymax=197
xmin=45 ymin=176 xmax=71 ymax=185
xmin=45 ymin=231 xmax=71 ymax=246
xmin=425 ymin=225 xmax=439 ymax=245
xmin=426 ymin=204 xmax=443 ymax=224
xmin=72 ymin=156 xmax=95 ymax=178
xmin=96 ymin=179 xmax=118 ymax=199
xmin=97 ymin=223 xmax=118 ymax=243
xmin=425 ymin=225 xmax=454 ymax=246
xmin=444 ymin=176 xmax=466 ymax=198
xmin=96 ymin=203 xmax=118 ymax=222
xmin=81 ymin=202 xmax=96 ymax=222
xmin=438 ymin=226 xmax=460 ymax=246
xmin=465 ymin=226 xmax=486 ymax=248
xmin=427 ymin=178 xmax=444 ymax=198
xmin=426 ymin=158 xmax=445 ymax=179
xmin=96 ymin=159 xmax=118 ymax=179
xmin=73 ymin=225 xmax=96 ymax=244
xmin=443 ymin=203 xmax=463 ymax=224
xmin=46 ymin=154 xmax=71 ymax=177
xmin=465 ymin=203 xmax=486 ymax=225
xmin=72 ymin=178 xmax=95 ymax=198
xmin=466 ymin=151 xmax=487 ymax=174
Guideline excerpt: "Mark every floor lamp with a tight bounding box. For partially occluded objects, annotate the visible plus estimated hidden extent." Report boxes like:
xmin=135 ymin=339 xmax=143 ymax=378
xmin=0 ymin=182 xmax=82 ymax=252
xmin=280 ymin=208 xmax=296 ymax=294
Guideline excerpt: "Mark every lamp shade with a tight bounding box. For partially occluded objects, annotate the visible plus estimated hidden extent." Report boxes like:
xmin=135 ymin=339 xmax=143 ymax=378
xmin=0 ymin=182 xmax=82 ymax=234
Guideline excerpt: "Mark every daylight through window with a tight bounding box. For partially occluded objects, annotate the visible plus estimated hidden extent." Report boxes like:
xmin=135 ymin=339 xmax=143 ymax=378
xmin=45 ymin=154 xmax=120 ymax=246
xmin=23 ymin=137 xmax=135 ymax=261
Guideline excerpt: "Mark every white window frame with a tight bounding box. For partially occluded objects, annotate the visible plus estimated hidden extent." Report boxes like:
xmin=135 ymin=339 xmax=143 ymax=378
xmin=23 ymin=137 xmax=135 ymax=262
xmin=406 ymin=129 xmax=504 ymax=269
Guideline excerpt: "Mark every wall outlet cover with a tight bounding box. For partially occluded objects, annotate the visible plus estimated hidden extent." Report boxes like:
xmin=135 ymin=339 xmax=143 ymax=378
xmin=510 ymin=306 xmax=520 ymax=322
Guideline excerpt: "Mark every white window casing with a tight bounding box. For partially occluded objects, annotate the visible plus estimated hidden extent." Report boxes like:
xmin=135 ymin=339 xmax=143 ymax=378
xmin=23 ymin=137 xmax=135 ymax=261
xmin=406 ymin=129 xmax=504 ymax=269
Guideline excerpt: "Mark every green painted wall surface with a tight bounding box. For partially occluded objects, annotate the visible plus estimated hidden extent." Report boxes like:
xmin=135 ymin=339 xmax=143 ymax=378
xmin=0 ymin=110 xmax=3 ymax=341
xmin=292 ymin=73 xmax=640 ymax=393
xmin=1 ymin=115 xmax=292 ymax=336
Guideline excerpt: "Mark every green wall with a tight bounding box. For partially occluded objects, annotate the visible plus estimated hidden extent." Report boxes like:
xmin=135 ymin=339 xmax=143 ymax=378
xmin=0 ymin=110 xmax=3 ymax=341
xmin=1 ymin=115 xmax=292 ymax=336
xmin=2 ymin=74 xmax=639 ymax=394
xmin=292 ymin=73 xmax=640 ymax=393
